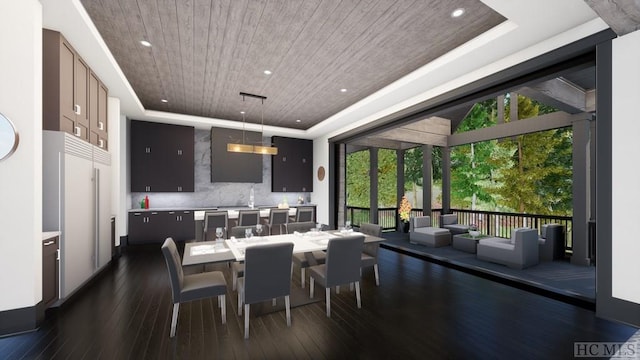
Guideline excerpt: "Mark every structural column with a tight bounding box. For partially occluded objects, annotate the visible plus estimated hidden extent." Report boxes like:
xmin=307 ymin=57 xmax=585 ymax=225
xmin=396 ymin=149 xmax=405 ymax=231
xmin=441 ymin=147 xmax=451 ymax=214
xmin=422 ymin=145 xmax=433 ymax=218
xmin=369 ymin=147 xmax=378 ymax=224
xmin=572 ymin=117 xmax=591 ymax=266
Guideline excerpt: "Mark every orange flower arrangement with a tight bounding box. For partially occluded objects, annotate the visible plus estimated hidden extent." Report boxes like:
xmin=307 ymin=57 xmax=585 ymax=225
xmin=399 ymin=195 xmax=412 ymax=222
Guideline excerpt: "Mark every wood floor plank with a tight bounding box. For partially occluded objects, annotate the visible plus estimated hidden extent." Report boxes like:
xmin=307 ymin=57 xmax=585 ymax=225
xmin=0 ymin=242 xmax=636 ymax=359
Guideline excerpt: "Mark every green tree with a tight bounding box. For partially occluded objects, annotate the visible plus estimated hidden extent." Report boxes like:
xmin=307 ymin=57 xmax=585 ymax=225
xmin=490 ymin=95 xmax=572 ymax=215
xmin=377 ymin=149 xmax=397 ymax=207
xmin=450 ymin=99 xmax=498 ymax=209
xmin=346 ymin=150 xmax=370 ymax=207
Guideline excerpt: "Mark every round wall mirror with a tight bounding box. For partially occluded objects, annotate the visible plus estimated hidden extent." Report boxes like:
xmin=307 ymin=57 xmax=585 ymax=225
xmin=0 ymin=112 xmax=19 ymax=161
xmin=317 ymin=166 xmax=325 ymax=181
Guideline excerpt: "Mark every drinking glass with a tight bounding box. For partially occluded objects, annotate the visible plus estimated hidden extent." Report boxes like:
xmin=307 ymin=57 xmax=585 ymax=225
xmin=255 ymin=224 xmax=263 ymax=237
xmin=215 ymin=227 xmax=224 ymax=240
xmin=245 ymin=228 xmax=253 ymax=240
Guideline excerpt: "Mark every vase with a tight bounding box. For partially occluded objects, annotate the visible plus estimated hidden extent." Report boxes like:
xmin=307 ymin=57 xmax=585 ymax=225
xmin=402 ymin=221 xmax=410 ymax=233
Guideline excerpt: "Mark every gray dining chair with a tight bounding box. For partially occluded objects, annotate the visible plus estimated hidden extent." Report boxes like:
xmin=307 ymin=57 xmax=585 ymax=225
xmin=161 ymin=237 xmax=227 ymax=337
xmin=268 ymin=208 xmax=289 ymax=235
xmin=286 ymin=221 xmax=325 ymax=288
xmin=308 ymin=235 xmax=365 ymax=317
xmin=295 ymin=207 xmax=314 ymax=222
xmin=237 ymin=242 xmax=294 ymax=339
xmin=238 ymin=209 xmax=261 ymax=226
xmin=359 ymin=223 xmax=382 ymax=286
xmin=204 ymin=210 xmax=228 ymax=241
xmin=229 ymin=225 xmax=254 ymax=291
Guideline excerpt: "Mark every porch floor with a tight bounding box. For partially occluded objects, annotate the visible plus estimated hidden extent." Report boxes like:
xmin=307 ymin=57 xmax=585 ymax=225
xmin=380 ymin=231 xmax=595 ymax=309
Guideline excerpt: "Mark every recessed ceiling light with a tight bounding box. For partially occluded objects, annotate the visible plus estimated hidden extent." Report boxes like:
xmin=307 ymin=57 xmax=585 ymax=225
xmin=451 ymin=8 xmax=465 ymax=18
xmin=296 ymin=119 xmax=301 ymax=123
xmin=240 ymin=111 xmax=245 ymax=114
xmin=140 ymin=40 xmax=152 ymax=47
xmin=264 ymin=70 xmax=272 ymax=75
xmin=160 ymin=99 xmax=168 ymax=103
xmin=340 ymin=88 xmax=347 ymax=93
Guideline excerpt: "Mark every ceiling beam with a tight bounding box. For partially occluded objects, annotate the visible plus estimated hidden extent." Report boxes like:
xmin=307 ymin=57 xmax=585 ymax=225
xmin=448 ymin=111 xmax=588 ymax=147
xmin=517 ymin=78 xmax=590 ymax=114
xmin=373 ymin=127 xmax=448 ymax=147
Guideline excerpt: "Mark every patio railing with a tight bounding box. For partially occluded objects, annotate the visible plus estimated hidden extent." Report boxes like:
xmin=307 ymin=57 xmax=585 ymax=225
xmin=346 ymin=206 xmax=573 ymax=252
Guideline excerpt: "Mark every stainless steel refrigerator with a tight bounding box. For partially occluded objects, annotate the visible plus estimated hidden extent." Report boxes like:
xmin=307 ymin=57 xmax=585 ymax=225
xmin=43 ymin=131 xmax=111 ymax=300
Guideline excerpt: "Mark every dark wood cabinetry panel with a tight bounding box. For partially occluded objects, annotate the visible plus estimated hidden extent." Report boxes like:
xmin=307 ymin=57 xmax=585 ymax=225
xmin=43 ymin=29 xmax=108 ymax=146
xmin=210 ymin=127 xmax=263 ymax=183
xmin=89 ymin=72 xmax=108 ymax=149
xmin=130 ymin=120 xmax=194 ymax=192
xmin=42 ymin=235 xmax=59 ymax=308
xmin=272 ymin=136 xmax=313 ymax=192
xmin=128 ymin=211 xmax=194 ymax=244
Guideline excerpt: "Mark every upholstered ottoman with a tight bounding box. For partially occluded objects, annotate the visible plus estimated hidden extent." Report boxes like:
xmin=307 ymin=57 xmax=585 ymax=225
xmin=409 ymin=227 xmax=451 ymax=247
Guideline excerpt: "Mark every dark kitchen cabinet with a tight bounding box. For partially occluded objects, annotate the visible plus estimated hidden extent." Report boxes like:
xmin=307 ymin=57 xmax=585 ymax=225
xmin=42 ymin=234 xmax=59 ymax=308
xmin=165 ymin=210 xmax=195 ymax=241
xmin=130 ymin=120 xmax=194 ymax=192
xmin=128 ymin=211 xmax=167 ymax=244
xmin=128 ymin=210 xmax=195 ymax=244
xmin=272 ymin=137 xmax=313 ymax=192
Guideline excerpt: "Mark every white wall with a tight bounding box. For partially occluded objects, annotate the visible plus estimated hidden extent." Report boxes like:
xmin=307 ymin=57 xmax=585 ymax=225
xmin=0 ymin=0 xmax=43 ymax=311
xmin=108 ymin=97 xmax=124 ymax=245
xmin=312 ymin=136 xmax=330 ymax=225
xmin=611 ymin=29 xmax=640 ymax=305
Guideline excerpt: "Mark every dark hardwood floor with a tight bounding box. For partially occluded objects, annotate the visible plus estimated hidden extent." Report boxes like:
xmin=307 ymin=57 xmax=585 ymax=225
xmin=1 ymin=244 xmax=636 ymax=359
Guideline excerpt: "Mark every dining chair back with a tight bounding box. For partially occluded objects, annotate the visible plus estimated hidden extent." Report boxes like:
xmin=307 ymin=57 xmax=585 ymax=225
xmin=161 ymin=238 xmax=227 ymax=337
xmin=286 ymin=221 xmax=316 ymax=234
xmin=268 ymin=208 xmax=290 ymax=235
xmin=238 ymin=209 xmax=260 ymax=226
xmin=359 ymin=223 xmax=382 ymax=286
xmin=295 ymin=207 xmax=314 ymax=222
xmin=237 ymin=242 xmax=294 ymax=339
xmin=286 ymin=220 xmax=325 ymax=288
xmin=204 ymin=211 xmax=229 ymax=241
xmin=309 ymin=235 xmax=364 ymax=317
xmin=230 ymin=225 xmax=267 ymax=238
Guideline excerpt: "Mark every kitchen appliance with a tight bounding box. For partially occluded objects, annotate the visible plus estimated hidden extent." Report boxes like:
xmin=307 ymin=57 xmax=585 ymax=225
xmin=43 ymin=131 xmax=111 ymax=300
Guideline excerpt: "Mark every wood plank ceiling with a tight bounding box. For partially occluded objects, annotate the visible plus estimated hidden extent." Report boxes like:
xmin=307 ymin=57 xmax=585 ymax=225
xmin=80 ymin=0 xmax=505 ymax=130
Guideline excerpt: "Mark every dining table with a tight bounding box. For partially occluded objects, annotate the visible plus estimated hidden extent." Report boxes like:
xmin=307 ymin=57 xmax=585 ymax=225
xmin=182 ymin=229 xmax=384 ymax=267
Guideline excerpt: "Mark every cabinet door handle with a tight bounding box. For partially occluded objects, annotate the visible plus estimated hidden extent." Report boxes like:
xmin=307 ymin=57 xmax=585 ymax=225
xmin=177 ymin=149 xmax=183 ymax=155
xmin=44 ymin=240 xmax=55 ymax=246
xmin=145 ymin=147 xmax=151 ymax=153
xmin=56 ymin=249 xmax=60 ymax=261
xmin=74 ymin=126 xmax=81 ymax=137
xmin=145 ymin=186 xmax=150 ymax=191
xmin=98 ymin=121 xmax=104 ymax=130
xmin=74 ymin=104 xmax=81 ymax=115
xmin=98 ymin=139 xmax=104 ymax=148
xmin=177 ymin=186 xmax=182 ymax=192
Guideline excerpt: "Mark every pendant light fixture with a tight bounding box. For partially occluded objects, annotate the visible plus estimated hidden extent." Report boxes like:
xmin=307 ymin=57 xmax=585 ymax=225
xmin=227 ymin=92 xmax=278 ymax=155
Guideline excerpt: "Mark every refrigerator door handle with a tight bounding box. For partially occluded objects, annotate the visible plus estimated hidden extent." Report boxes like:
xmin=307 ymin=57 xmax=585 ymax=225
xmin=94 ymin=167 xmax=100 ymax=270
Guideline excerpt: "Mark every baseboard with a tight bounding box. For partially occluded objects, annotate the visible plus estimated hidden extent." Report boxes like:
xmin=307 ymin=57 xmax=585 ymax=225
xmin=0 ymin=300 xmax=45 ymax=338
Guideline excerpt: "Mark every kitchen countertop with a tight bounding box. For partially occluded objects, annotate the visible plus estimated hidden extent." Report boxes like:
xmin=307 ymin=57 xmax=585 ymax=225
xmin=128 ymin=204 xmax=316 ymax=213
xmin=42 ymin=231 xmax=61 ymax=240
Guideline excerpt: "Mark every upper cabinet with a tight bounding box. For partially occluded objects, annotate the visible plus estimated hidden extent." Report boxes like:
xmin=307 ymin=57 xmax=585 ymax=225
xmin=272 ymin=136 xmax=313 ymax=192
xmin=89 ymin=71 xmax=109 ymax=149
xmin=130 ymin=120 xmax=194 ymax=192
xmin=43 ymin=29 xmax=108 ymax=149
